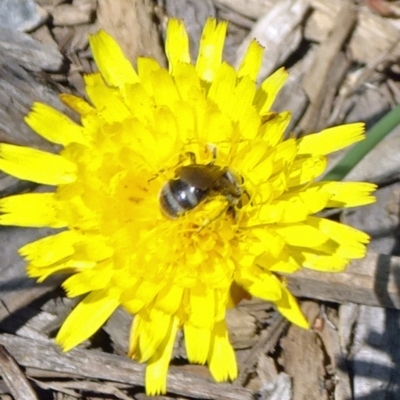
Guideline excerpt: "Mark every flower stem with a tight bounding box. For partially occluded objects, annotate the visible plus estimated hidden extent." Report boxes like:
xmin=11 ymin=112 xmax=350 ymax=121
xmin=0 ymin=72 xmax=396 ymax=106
xmin=323 ymin=103 xmax=400 ymax=181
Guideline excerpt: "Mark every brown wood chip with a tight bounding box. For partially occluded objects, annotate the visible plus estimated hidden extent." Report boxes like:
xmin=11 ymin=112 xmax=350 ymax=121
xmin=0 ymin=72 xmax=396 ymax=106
xmin=281 ymin=301 xmax=328 ymax=400
xmin=0 ymin=334 xmax=253 ymax=400
xmin=0 ymin=345 xmax=38 ymax=400
xmin=286 ymin=252 xmax=400 ymax=309
xmin=97 ymin=0 xmax=166 ymax=67
xmin=299 ymin=2 xmax=358 ymax=133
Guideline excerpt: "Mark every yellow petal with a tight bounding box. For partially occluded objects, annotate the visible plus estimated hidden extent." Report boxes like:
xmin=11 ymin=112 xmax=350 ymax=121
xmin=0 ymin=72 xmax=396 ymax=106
xmin=137 ymin=57 xmax=162 ymax=89
xmin=63 ymin=262 xmax=114 ymax=297
xmin=258 ymin=201 xmax=308 ymax=224
xmin=315 ymin=181 xmax=377 ymax=208
xmin=25 ymin=103 xmax=88 ymax=146
xmin=56 ymin=290 xmax=120 ymax=351
xmin=238 ymin=140 xmax=269 ymax=174
xmin=275 ymin=288 xmax=309 ymax=329
xmin=84 ymin=73 xmax=131 ymax=122
xmin=60 ymin=93 xmax=95 ymax=115
xmin=237 ymin=40 xmax=263 ymax=81
xmin=187 ymin=286 xmax=215 ymax=329
xmin=131 ymin=309 xmax=175 ymax=362
xmin=145 ymin=315 xmax=179 ymax=396
xmin=269 ymin=259 xmax=300 ymax=273
xmin=0 ymin=192 xmax=66 ymax=227
xmin=0 ymin=143 xmax=76 ymax=185
xmin=122 ymin=82 xmax=155 ymax=124
xmin=274 ymin=223 xmax=329 ymax=247
xmin=231 ymin=76 xmax=257 ymax=123
xmin=258 ymin=111 xmax=291 ymax=147
xmin=270 ymin=138 xmax=297 ymax=175
xmin=241 ymin=270 xmax=283 ymax=302
xmin=287 ymin=155 xmax=327 ymax=187
xmin=27 ymin=261 xmax=81 ymax=282
xmin=240 ymin=146 xmax=274 ymax=182
xmin=154 ymin=284 xmax=184 ymax=314
xmin=151 ymin=68 xmax=180 ymax=108
xmin=184 ymin=324 xmax=211 ymax=364
xmin=252 ymin=228 xmax=286 ymax=258
xmin=254 ymin=67 xmax=288 ymax=115
xmin=208 ymin=319 xmax=237 ymax=382
xmin=201 ymin=104 xmax=232 ymax=143
xmin=135 ymin=279 xmax=165 ymax=311
xmin=308 ymin=216 xmax=370 ymax=245
xmin=297 ymin=123 xmax=365 ymax=156
xmin=196 ymin=18 xmax=228 ymax=82
xmin=89 ymin=30 xmax=139 ymax=87
xmin=20 ymin=230 xmax=81 ymax=266
xmin=207 ymin=62 xmax=236 ymax=113
xmin=258 ymin=189 xmax=332 ymax=223
xmin=166 ymin=18 xmax=191 ymax=73
xmin=293 ymin=249 xmax=350 ymax=272
xmin=172 ymin=62 xmax=202 ymax=102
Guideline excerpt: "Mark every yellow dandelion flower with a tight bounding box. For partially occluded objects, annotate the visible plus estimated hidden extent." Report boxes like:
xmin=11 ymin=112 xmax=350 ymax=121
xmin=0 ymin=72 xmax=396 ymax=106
xmin=0 ymin=18 xmax=375 ymax=395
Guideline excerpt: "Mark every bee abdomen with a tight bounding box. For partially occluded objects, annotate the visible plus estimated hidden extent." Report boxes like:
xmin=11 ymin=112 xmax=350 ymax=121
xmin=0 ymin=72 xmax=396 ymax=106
xmin=160 ymin=179 xmax=206 ymax=219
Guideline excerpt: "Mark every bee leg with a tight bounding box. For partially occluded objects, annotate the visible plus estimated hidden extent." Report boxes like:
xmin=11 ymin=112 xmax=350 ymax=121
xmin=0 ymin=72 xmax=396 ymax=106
xmin=184 ymin=151 xmax=196 ymax=164
xmin=195 ymin=205 xmax=235 ymax=232
xmin=228 ymin=206 xmax=237 ymax=221
xmin=206 ymin=143 xmax=218 ymax=160
xmin=177 ymin=151 xmax=196 ymax=165
xmin=239 ymin=189 xmax=251 ymax=208
xmin=148 ymin=168 xmax=166 ymax=184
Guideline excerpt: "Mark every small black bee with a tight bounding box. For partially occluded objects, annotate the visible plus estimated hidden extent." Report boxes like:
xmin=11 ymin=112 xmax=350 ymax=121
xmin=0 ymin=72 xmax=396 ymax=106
xmin=159 ymin=164 xmax=243 ymax=219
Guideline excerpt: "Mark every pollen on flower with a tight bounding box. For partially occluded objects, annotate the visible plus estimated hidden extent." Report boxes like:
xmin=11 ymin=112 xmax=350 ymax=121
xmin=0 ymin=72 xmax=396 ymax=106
xmin=0 ymin=17 xmax=376 ymax=395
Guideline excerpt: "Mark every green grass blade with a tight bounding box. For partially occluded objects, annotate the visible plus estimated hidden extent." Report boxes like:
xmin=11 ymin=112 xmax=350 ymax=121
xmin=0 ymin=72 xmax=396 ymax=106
xmin=323 ymin=103 xmax=400 ymax=181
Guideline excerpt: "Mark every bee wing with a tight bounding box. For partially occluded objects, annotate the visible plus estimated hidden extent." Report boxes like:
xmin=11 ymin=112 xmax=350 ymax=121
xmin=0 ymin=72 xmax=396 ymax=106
xmin=175 ymin=165 xmax=226 ymax=190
